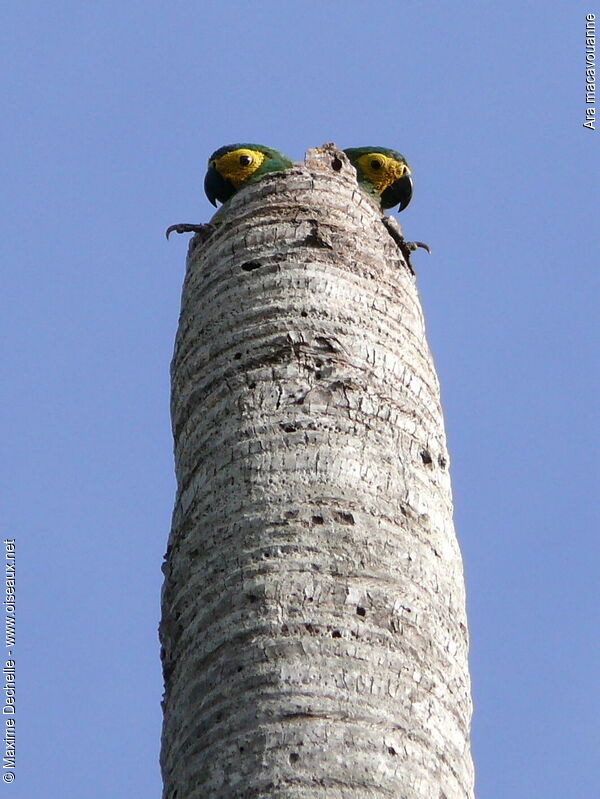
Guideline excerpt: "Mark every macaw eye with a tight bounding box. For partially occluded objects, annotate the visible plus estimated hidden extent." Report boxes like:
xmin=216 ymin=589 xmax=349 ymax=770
xmin=239 ymin=155 xmax=253 ymax=166
xmin=370 ymin=158 xmax=383 ymax=170
xmin=210 ymin=160 xmax=217 ymax=169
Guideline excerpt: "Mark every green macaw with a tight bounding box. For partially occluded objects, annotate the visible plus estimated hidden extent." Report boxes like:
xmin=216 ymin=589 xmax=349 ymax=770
xmin=343 ymin=147 xmax=413 ymax=212
xmin=166 ymin=143 xmax=293 ymax=239
xmin=344 ymin=146 xmax=430 ymax=268
xmin=203 ymin=143 xmax=293 ymax=206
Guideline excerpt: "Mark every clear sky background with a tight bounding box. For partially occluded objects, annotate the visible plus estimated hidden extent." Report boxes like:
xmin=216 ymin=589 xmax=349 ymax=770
xmin=3 ymin=1 xmax=598 ymax=796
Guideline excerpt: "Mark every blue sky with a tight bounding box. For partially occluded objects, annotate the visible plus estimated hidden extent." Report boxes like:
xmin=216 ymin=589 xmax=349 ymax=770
xmin=3 ymin=1 xmax=598 ymax=796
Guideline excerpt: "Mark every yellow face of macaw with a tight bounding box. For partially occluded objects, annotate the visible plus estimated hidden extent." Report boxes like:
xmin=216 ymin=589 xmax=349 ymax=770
xmin=354 ymin=151 xmax=411 ymax=196
xmin=209 ymin=147 xmax=268 ymax=189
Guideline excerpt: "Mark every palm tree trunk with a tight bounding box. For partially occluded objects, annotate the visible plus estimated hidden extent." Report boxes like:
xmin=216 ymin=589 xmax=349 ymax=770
xmin=160 ymin=144 xmax=475 ymax=799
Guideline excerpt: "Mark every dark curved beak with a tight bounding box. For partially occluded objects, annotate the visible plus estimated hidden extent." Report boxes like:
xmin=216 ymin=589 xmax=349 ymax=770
xmin=381 ymin=174 xmax=413 ymax=212
xmin=204 ymin=167 xmax=235 ymax=207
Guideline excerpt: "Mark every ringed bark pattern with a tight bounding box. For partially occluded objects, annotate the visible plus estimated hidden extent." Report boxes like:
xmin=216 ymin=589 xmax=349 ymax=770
xmin=160 ymin=145 xmax=475 ymax=799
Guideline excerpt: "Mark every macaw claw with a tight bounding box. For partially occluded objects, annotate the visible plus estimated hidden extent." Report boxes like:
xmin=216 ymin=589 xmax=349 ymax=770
xmin=404 ymin=241 xmax=431 ymax=255
xmin=165 ymin=223 xmax=215 ymax=241
xmin=381 ymin=216 xmax=431 ymax=273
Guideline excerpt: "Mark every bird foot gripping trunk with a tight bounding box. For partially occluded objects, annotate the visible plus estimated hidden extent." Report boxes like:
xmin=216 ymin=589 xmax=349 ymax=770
xmin=160 ymin=144 xmax=475 ymax=799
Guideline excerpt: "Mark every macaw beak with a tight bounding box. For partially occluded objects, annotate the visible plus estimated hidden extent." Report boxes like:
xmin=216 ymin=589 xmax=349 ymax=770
xmin=381 ymin=174 xmax=413 ymax=212
xmin=204 ymin=167 xmax=235 ymax=207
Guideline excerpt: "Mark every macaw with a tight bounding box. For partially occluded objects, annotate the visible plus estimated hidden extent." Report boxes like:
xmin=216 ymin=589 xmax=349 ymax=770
xmin=343 ymin=147 xmax=413 ymax=212
xmin=344 ymin=146 xmax=430 ymax=266
xmin=166 ymin=143 xmax=293 ymax=239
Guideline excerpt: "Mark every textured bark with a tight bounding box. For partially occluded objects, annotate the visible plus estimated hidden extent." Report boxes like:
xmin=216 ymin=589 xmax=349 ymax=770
xmin=160 ymin=144 xmax=475 ymax=799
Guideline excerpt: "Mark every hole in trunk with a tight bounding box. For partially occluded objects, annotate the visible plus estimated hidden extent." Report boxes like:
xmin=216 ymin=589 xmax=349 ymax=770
xmin=333 ymin=511 xmax=355 ymax=525
xmin=241 ymin=260 xmax=263 ymax=271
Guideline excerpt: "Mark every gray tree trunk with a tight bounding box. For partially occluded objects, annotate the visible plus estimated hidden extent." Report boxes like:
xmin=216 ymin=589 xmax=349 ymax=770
xmin=160 ymin=144 xmax=475 ymax=799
